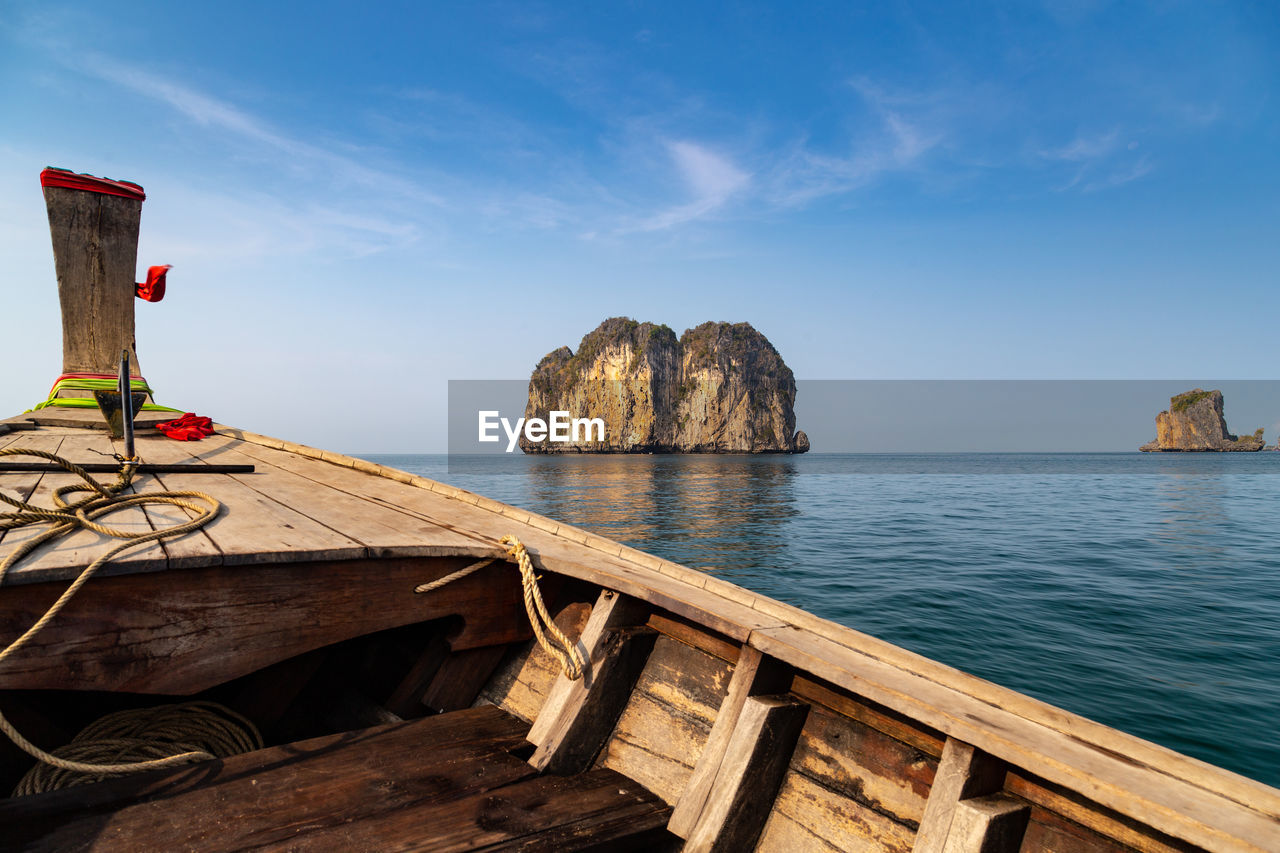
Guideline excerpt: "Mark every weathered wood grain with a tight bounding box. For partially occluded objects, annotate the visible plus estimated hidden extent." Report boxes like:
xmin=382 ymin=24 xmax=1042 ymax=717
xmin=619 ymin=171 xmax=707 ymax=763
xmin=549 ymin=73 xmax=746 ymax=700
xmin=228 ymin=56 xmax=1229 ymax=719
xmin=385 ymin=632 xmax=452 ymax=718
xmin=0 ymin=556 xmax=530 ymax=694
xmin=0 ymin=433 xmax=65 ymax=549
xmin=144 ymin=435 xmax=485 ymax=559
xmin=122 ymin=438 xmax=223 ymax=568
xmin=528 ymin=590 xmax=649 ymax=747
xmin=529 ymin=626 xmax=658 ymax=775
xmin=668 ymin=645 xmax=790 ymax=834
xmin=1006 ymin=772 xmax=1203 ymax=853
xmin=281 ymin=766 xmax=673 ymax=852
xmin=647 ymin=610 xmax=742 ymax=663
xmin=595 ymin=633 xmax=735 ymax=806
xmin=44 ymin=185 xmax=143 ymax=376
xmin=915 ymin=738 xmax=1007 ymax=853
xmin=478 ymin=599 xmax=594 ymax=722
xmin=751 ymin=625 xmax=1280 ymax=853
xmin=790 ymin=674 xmax=946 ymax=758
xmin=683 ymin=694 xmax=810 ymax=853
xmin=944 ymin=794 xmax=1030 ymax=853
xmin=133 ymin=434 xmax=367 ymax=568
xmin=0 ymin=434 xmax=166 ymax=576
xmin=756 ymin=770 xmax=920 ymax=853
xmin=751 ymin=702 xmax=936 ymax=852
xmin=421 ymin=645 xmax=510 ymax=713
xmin=4 ymin=705 xmax=536 ymax=852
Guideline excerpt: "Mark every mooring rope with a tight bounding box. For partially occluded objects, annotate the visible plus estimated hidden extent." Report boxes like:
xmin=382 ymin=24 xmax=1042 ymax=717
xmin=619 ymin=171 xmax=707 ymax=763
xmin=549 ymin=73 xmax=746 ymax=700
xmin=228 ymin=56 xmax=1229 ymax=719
xmin=0 ymin=446 xmax=231 ymax=792
xmin=416 ymin=535 xmax=585 ymax=681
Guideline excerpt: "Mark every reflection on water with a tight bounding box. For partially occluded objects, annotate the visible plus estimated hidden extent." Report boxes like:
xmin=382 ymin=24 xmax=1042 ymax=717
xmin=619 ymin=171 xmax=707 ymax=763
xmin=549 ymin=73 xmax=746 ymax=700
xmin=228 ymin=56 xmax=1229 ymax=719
xmin=362 ymin=452 xmax=1280 ymax=787
xmin=520 ymin=455 xmax=800 ymax=574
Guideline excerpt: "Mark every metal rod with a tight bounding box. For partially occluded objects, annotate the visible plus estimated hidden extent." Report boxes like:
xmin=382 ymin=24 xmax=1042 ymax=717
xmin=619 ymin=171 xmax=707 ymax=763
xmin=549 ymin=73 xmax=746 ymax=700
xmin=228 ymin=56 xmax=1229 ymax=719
xmin=120 ymin=349 xmax=136 ymax=460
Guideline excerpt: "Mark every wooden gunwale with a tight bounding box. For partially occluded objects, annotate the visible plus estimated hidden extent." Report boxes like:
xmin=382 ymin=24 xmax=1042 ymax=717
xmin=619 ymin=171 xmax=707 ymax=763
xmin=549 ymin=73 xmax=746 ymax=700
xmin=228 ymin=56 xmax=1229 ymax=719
xmin=0 ymin=419 xmax=1278 ymax=852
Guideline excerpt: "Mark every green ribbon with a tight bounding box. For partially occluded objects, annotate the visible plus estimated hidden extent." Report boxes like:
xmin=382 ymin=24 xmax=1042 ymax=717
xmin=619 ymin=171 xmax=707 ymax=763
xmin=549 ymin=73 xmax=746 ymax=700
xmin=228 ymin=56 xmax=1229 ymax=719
xmin=28 ymin=377 xmax=184 ymax=413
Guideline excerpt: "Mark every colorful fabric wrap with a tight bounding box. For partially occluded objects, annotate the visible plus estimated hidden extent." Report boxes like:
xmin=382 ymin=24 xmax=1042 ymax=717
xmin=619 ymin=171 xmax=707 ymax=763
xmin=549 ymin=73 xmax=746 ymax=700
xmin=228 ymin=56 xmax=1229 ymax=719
xmin=28 ymin=374 xmax=184 ymax=413
xmin=40 ymin=167 xmax=146 ymax=201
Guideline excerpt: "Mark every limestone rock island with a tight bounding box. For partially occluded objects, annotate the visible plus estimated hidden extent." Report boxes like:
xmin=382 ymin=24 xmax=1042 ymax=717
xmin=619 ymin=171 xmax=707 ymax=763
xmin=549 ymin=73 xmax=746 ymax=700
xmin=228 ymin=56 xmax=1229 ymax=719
xmin=521 ymin=317 xmax=809 ymax=453
xmin=1139 ymin=389 xmax=1264 ymax=452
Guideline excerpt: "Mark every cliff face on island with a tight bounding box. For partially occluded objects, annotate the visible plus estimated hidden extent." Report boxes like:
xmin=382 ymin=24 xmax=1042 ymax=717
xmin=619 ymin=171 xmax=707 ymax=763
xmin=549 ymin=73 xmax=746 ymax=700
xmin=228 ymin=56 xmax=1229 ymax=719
xmin=1139 ymin=389 xmax=1265 ymax=452
xmin=521 ymin=317 xmax=809 ymax=453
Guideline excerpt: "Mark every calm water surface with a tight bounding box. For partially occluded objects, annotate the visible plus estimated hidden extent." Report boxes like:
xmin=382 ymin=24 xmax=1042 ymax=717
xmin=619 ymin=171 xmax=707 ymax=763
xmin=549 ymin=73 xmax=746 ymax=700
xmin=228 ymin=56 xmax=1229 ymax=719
xmin=359 ymin=452 xmax=1280 ymax=786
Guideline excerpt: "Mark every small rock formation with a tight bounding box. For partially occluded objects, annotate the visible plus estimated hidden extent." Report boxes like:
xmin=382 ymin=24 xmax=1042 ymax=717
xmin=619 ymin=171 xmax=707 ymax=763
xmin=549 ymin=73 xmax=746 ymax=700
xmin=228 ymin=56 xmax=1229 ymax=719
xmin=1138 ymin=389 xmax=1264 ymax=452
xmin=521 ymin=317 xmax=808 ymax=453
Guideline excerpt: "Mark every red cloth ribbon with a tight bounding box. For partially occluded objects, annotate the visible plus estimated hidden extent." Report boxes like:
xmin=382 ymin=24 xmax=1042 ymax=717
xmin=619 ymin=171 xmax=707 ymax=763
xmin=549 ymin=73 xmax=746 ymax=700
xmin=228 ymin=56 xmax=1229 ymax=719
xmin=155 ymin=413 xmax=215 ymax=441
xmin=136 ymin=265 xmax=170 ymax=302
xmin=40 ymin=167 xmax=146 ymax=200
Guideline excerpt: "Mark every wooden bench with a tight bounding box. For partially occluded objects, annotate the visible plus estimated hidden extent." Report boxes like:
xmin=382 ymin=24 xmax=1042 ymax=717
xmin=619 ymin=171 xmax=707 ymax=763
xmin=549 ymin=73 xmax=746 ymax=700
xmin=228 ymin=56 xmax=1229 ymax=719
xmin=0 ymin=705 xmax=673 ymax=851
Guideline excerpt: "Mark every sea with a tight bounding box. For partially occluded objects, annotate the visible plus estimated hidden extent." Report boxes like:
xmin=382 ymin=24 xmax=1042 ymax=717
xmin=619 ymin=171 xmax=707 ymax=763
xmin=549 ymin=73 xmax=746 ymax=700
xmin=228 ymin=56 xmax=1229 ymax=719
xmin=360 ymin=451 xmax=1280 ymax=787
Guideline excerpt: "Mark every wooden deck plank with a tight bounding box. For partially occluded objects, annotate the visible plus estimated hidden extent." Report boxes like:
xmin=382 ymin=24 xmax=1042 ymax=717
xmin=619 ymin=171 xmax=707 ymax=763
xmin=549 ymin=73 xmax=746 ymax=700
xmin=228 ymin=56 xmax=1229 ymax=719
xmin=280 ymin=766 xmax=673 ymax=852
xmin=4 ymin=705 xmax=536 ymax=852
xmin=127 ymin=434 xmax=367 ymax=568
xmin=144 ymin=435 xmax=487 ymax=559
xmin=750 ymin=625 xmax=1280 ymax=853
xmin=0 ymin=433 xmax=167 ymax=579
xmin=228 ymin=439 xmax=504 ymax=549
xmin=109 ymin=433 xmax=223 ymax=568
xmin=0 ymin=432 xmax=65 ymax=549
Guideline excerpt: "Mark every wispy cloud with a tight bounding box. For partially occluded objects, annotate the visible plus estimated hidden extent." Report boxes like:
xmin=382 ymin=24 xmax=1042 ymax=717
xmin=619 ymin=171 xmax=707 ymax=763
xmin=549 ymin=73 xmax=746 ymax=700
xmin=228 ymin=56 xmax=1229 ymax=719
xmin=72 ymin=53 xmax=445 ymax=207
xmin=630 ymin=141 xmax=750 ymax=232
xmin=763 ymin=78 xmax=944 ymax=207
xmin=1041 ymin=130 xmax=1120 ymax=162
xmin=1082 ymin=154 xmax=1153 ymax=192
xmin=1041 ymin=129 xmax=1153 ymax=192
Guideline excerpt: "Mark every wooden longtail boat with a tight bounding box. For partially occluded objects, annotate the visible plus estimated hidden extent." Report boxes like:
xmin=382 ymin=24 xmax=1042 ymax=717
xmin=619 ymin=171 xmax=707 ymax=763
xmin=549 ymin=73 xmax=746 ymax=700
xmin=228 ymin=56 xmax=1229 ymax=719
xmin=1 ymin=171 xmax=1277 ymax=852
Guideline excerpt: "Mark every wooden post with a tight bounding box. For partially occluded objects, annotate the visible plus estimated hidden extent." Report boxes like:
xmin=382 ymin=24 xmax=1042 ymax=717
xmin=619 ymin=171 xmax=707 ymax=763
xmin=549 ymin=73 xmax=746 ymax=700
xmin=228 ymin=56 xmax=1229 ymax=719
xmin=944 ymin=795 xmax=1031 ymax=853
xmin=526 ymin=590 xmax=655 ymax=775
xmin=914 ymin=737 xmax=1014 ymax=853
xmin=668 ymin=645 xmax=792 ymax=837
xmin=42 ymin=172 xmax=146 ymax=379
xmin=682 ymin=694 xmax=810 ymax=853
xmin=527 ymin=589 xmax=650 ymax=750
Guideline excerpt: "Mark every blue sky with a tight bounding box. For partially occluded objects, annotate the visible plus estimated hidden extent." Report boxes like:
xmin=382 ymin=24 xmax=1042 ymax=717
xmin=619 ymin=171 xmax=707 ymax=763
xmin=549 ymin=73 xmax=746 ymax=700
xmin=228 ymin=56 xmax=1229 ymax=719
xmin=1 ymin=2 xmax=1276 ymax=451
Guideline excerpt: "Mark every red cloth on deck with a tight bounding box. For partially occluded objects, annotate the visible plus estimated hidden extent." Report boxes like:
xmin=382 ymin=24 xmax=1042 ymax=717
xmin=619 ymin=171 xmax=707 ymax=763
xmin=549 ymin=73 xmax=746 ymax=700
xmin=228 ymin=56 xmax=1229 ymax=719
xmin=156 ymin=413 xmax=215 ymax=441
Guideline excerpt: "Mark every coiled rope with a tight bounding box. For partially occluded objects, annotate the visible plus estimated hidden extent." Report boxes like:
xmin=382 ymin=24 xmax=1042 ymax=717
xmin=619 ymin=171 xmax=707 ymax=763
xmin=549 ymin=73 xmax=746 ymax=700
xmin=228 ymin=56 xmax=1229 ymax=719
xmin=0 ymin=446 xmax=234 ymax=792
xmin=13 ymin=702 xmax=262 ymax=796
xmin=415 ymin=535 xmax=585 ymax=681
